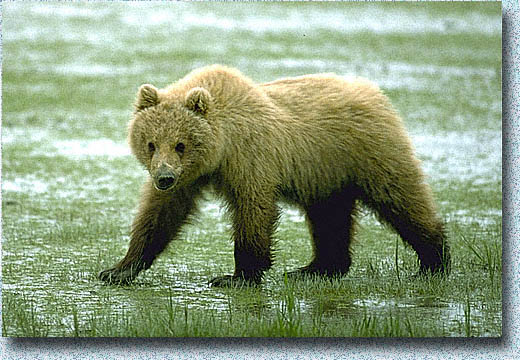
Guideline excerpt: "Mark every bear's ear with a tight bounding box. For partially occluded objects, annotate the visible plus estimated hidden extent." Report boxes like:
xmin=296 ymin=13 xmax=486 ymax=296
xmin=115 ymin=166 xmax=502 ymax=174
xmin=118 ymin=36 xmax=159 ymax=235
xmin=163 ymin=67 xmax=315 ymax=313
xmin=185 ymin=87 xmax=212 ymax=116
xmin=135 ymin=84 xmax=159 ymax=111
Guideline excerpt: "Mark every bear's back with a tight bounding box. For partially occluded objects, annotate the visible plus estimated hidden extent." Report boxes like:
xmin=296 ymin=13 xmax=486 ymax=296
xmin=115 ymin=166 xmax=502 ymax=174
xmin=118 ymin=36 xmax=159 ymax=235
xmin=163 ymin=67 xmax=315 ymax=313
xmin=259 ymin=74 xmax=396 ymax=126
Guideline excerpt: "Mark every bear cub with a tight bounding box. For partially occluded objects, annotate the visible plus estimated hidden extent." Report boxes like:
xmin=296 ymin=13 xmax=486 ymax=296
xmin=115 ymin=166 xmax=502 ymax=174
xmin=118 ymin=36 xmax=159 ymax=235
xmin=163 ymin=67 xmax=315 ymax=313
xmin=99 ymin=65 xmax=449 ymax=287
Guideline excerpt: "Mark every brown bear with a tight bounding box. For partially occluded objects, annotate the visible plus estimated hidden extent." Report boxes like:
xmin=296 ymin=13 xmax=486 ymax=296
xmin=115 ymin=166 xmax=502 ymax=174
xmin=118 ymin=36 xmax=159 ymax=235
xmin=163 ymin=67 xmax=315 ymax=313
xmin=98 ymin=64 xmax=449 ymax=287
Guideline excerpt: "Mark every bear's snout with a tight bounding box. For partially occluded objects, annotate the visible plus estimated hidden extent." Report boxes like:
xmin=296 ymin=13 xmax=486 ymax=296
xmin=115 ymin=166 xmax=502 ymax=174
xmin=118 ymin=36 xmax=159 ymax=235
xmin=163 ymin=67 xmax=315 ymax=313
xmin=154 ymin=165 xmax=177 ymax=191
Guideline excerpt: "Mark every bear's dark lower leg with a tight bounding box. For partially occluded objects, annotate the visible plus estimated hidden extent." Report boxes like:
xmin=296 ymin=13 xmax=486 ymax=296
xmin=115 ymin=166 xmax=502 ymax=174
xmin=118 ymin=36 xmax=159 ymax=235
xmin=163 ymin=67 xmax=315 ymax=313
xmin=406 ymin=222 xmax=450 ymax=274
xmin=210 ymin=194 xmax=277 ymax=287
xmin=370 ymin=192 xmax=450 ymax=275
xmin=293 ymin=190 xmax=358 ymax=277
xmin=210 ymin=246 xmax=273 ymax=287
xmin=398 ymin=220 xmax=449 ymax=274
xmin=99 ymin=180 xmax=199 ymax=285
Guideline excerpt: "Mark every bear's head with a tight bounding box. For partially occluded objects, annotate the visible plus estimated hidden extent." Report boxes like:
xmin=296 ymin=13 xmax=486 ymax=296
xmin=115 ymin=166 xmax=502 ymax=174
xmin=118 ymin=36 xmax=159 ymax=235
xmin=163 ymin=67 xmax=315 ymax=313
xmin=128 ymin=84 xmax=219 ymax=192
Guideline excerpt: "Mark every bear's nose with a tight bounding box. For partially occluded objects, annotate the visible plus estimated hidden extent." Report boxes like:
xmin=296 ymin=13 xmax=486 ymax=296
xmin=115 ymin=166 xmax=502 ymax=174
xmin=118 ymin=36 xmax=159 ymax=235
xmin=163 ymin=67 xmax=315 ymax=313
xmin=155 ymin=166 xmax=176 ymax=191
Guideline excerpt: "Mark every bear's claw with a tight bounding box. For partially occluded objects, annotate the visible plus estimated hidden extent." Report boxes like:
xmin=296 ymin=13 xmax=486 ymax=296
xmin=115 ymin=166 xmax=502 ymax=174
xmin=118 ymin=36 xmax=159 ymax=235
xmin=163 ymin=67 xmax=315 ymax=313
xmin=285 ymin=265 xmax=349 ymax=279
xmin=98 ymin=266 xmax=140 ymax=285
xmin=209 ymin=274 xmax=260 ymax=287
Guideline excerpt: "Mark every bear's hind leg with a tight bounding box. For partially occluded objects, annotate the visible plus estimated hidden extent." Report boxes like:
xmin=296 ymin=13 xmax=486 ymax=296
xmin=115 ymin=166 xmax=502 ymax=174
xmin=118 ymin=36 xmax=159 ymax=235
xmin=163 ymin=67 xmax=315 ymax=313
xmin=395 ymin=213 xmax=449 ymax=275
xmin=292 ymin=188 xmax=358 ymax=278
xmin=366 ymin=183 xmax=450 ymax=275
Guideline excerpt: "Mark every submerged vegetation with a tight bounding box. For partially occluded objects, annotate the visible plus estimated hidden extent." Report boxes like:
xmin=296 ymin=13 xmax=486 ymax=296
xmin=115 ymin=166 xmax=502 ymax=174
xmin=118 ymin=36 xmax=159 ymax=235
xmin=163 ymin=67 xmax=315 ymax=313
xmin=1 ymin=2 xmax=501 ymax=337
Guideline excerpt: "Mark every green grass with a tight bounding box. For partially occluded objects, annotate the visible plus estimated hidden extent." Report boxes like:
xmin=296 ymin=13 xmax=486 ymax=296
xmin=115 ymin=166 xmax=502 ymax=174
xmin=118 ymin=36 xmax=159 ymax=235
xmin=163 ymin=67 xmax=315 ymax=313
xmin=1 ymin=2 xmax=502 ymax=337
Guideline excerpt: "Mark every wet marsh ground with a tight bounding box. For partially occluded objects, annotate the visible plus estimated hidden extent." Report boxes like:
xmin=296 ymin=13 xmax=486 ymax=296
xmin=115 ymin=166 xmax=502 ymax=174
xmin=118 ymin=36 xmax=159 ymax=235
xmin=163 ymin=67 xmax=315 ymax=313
xmin=1 ymin=2 xmax=501 ymax=337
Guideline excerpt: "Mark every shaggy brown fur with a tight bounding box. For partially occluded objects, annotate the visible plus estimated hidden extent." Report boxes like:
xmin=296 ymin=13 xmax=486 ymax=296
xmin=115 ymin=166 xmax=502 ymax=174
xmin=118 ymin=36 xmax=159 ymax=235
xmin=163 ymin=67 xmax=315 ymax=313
xmin=98 ymin=65 xmax=449 ymax=286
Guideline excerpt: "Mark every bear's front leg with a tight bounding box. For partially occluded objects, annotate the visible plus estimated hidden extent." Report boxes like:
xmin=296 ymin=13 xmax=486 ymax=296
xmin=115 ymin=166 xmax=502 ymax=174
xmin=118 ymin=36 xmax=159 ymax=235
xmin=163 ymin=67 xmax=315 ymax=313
xmin=99 ymin=179 xmax=198 ymax=285
xmin=210 ymin=194 xmax=278 ymax=287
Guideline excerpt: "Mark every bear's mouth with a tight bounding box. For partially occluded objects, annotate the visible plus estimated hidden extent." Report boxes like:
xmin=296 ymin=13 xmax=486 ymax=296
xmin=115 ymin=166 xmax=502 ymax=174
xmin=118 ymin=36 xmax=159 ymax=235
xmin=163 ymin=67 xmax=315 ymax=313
xmin=154 ymin=176 xmax=176 ymax=191
xmin=153 ymin=166 xmax=178 ymax=191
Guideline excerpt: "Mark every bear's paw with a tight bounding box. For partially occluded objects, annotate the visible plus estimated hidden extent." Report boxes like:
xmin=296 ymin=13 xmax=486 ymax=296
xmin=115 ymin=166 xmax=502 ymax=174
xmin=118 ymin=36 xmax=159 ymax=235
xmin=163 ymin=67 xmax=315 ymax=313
xmin=209 ymin=274 xmax=261 ymax=287
xmin=98 ymin=264 xmax=143 ymax=285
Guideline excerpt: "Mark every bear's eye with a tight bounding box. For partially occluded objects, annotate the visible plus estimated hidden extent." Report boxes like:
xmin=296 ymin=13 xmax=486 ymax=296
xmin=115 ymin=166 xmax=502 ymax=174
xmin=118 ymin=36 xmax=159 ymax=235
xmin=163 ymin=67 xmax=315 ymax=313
xmin=148 ymin=142 xmax=156 ymax=153
xmin=175 ymin=142 xmax=185 ymax=154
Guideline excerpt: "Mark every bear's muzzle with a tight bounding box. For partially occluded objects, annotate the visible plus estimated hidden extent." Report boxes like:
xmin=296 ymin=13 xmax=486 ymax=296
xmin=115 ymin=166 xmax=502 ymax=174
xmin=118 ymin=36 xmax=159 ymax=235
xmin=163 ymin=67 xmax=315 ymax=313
xmin=154 ymin=165 xmax=177 ymax=191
